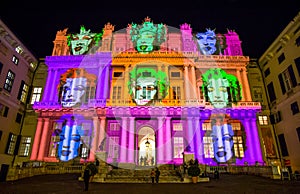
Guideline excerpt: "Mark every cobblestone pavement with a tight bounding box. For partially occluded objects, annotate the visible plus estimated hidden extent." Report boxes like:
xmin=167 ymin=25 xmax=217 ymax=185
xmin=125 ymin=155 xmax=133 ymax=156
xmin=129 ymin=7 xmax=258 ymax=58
xmin=1 ymin=173 xmax=300 ymax=194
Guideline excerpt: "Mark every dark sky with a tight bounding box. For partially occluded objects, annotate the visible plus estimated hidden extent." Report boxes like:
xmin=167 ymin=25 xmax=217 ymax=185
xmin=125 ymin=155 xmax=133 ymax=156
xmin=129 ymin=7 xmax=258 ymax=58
xmin=0 ymin=1 xmax=299 ymax=59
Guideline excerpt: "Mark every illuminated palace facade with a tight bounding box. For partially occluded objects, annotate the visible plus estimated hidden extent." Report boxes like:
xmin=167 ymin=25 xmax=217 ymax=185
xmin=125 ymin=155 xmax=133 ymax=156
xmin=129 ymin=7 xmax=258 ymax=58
xmin=30 ymin=17 xmax=264 ymax=168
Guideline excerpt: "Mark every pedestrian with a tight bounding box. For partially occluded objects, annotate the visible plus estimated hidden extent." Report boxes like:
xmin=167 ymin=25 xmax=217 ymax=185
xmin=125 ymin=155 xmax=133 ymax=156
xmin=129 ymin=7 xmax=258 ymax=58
xmin=155 ymin=167 xmax=160 ymax=183
xmin=150 ymin=168 xmax=155 ymax=184
xmin=83 ymin=167 xmax=91 ymax=191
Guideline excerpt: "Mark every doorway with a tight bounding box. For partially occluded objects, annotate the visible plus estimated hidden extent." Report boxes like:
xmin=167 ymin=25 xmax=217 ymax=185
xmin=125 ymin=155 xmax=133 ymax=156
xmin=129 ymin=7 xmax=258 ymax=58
xmin=138 ymin=126 xmax=155 ymax=166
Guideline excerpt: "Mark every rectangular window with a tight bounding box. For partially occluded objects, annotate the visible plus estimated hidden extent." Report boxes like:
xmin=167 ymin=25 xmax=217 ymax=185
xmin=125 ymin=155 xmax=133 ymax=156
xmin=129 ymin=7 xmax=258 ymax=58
xmin=278 ymin=134 xmax=289 ymax=157
xmin=295 ymin=36 xmax=300 ymax=47
xmin=253 ymin=86 xmax=263 ymax=101
xmin=202 ymin=122 xmax=212 ymax=131
xmin=0 ymin=62 xmax=3 ymax=74
xmin=108 ymin=137 xmax=119 ymax=159
xmin=31 ymin=87 xmax=42 ymax=104
xmin=291 ymin=101 xmax=299 ymax=115
xmin=18 ymin=81 xmax=29 ymax=103
xmin=297 ymin=127 xmax=300 ymax=142
xmin=112 ymin=86 xmax=121 ymax=100
xmin=113 ymin=72 xmax=123 ymax=78
xmin=16 ymin=113 xmax=22 ymax=124
xmin=295 ymin=57 xmax=300 ymax=77
xmin=15 ymin=46 xmax=23 ymax=54
xmin=172 ymin=86 xmax=181 ymax=100
xmin=171 ymin=72 xmax=180 ymax=77
xmin=282 ymin=69 xmax=292 ymax=91
xmin=278 ymin=53 xmax=285 ymax=64
xmin=258 ymin=115 xmax=268 ymax=125
xmin=173 ymin=123 xmax=183 ymax=131
xmin=18 ymin=137 xmax=31 ymax=156
xmin=110 ymin=123 xmax=120 ymax=131
xmin=264 ymin=68 xmax=270 ymax=77
xmin=0 ymin=104 xmax=9 ymax=117
xmin=12 ymin=55 xmax=19 ymax=65
xmin=231 ymin=123 xmax=241 ymax=130
xmin=0 ymin=130 xmax=2 ymax=140
xmin=6 ymin=133 xmax=17 ymax=155
xmin=267 ymin=82 xmax=276 ymax=102
xmin=203 ymin=136 xmax=214 ymax=158
xmin=233 ymin=136 xmax=244 ymax=158
xmin=173 ymin=137 xmax=184 ymax=158
xmin=4 ymin=70 xmax=15 ymax=92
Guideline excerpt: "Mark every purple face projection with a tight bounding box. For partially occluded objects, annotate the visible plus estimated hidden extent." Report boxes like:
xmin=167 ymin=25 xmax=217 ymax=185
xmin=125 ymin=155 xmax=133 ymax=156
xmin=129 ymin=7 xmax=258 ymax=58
xmin=58 ymin=68 xmax=97 ymax=108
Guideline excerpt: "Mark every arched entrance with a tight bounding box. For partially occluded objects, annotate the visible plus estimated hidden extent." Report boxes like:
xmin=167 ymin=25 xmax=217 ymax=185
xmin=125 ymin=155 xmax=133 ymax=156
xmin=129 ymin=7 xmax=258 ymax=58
xmin=138 ymin=126 xmax=155 ymax=166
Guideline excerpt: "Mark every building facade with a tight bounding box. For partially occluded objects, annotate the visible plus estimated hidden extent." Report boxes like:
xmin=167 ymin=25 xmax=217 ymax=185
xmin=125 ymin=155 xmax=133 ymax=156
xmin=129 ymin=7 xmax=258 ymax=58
xmin=29 ymin=17 xmax=264 ymax=169
xmin=0 ymin=19 xmax=38 ymax=181
xmin=258 ymin=11 xmax=300 ymax=174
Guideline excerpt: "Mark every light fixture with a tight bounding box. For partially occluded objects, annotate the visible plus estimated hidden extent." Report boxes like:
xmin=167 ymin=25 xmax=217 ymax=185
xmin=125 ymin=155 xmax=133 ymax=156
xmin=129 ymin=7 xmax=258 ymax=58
xmin=145 ymin=138 xmax=150 ymax=148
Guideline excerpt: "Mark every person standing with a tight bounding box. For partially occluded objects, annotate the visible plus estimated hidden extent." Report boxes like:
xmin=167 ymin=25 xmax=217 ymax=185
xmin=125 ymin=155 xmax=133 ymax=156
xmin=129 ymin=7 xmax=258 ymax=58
xmin=150 ymin=168 xmax=156 ymax=184
xmin=155 ymin=167 xmax=160 ymax=183
xmin=83 ymin=167 xmax=91 ymax=191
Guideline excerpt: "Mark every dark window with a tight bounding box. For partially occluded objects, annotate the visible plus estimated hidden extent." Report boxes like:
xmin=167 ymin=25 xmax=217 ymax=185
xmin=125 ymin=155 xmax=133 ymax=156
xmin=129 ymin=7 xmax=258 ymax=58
xmin=267 ymin=82 xmax=276 ymax=102
xmin=0 ymin=130 xmax=2 ymax=140
xmin=264 ymin=68 xmax=270 ymax=77
xmin=113 ymin=72 xmax=123 ymax=77
xmin=294 ymin=57 xmax=300 ymax=77
xmin=142 ymin=72 xmax=151 ymax=77
xmin=278 ymin=53 xmax=285 ymax=64
xmin=291 ymin=101 xmax=299 ymax=115
xmin=171 ymin=72 xmax=180 ymax=77
xmin=0 ymin=62 xmax=3 ymax=74
xmin=16 ymin=113 xmax=22 ymax=123
xmin=3 ymin=106 xmax=9 ymax=117
xmin=276 ymin=46 xmax=282 ymax=52
xmin=287 ymin=65 xmax=297 ymax=87
xmin=296 ymin=127 xmax=300 ymax=142
xmin=295 ymin=36 xmax=300 ymax=47
xmin=278 ymin=134 xmax=289 ymax=157
xmin=278 ymin=74 xmax=286 ymax=94
xmin=294 ymin=26 xmax=300 ymax=34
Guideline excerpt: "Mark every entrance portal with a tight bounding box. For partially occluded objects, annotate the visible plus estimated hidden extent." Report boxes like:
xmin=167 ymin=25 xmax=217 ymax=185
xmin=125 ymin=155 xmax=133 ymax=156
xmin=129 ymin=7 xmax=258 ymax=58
xmin=138 ymin=127 xmax=155 ymax=166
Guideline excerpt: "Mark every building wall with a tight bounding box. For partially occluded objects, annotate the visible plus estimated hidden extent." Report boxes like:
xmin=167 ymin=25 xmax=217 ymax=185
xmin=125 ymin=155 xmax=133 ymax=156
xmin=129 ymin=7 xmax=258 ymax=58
xmin=30 ymin=18 xmax=263 ymax=168
xmin=0 ymin=19 xmax=37 ymax=178
xmin=258 ymin=11 xmax=300 ymax=173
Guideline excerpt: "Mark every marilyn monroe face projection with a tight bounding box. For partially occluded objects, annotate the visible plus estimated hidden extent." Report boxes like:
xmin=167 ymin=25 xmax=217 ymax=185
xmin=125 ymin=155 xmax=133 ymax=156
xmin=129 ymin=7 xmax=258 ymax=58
xmin=58 ymin=68 xmax=97 ymax=108
xmin=128 ymin=67 xmax=169 ymax=105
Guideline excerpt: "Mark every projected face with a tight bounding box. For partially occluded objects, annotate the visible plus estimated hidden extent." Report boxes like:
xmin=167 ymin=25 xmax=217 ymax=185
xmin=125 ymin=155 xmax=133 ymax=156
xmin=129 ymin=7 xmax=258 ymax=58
xmin=196 ymin=29 xmax=217 ymax=55
xmin=136 ymin=31 xmax=155 ymax=53
xmin=61 ymin=78 xmax=87 ymax=107
xmin=70 ymin=35 xmax=93 ymax=55
xmin=207 ymin=78 xmax=229 ymax=108
xmin=58 ymin=121 xmax=82 ymax=161
xmin=211 ymin=119 xmax=234 ymax=163
xmin=133 ymin=77 xmax=157 ymax=105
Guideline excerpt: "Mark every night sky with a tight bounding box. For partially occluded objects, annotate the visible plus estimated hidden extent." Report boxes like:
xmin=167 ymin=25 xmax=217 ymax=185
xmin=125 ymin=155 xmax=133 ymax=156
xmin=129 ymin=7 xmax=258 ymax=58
xmin=0 ymin=1 xmax=299 ymax=59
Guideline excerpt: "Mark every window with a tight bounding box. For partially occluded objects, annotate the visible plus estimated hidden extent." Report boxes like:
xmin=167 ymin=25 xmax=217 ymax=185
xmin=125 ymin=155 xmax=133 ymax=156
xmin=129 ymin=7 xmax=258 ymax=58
xmin=12 ymin=55 xmax=19 ymax=65
xmin=31 ymin=87 xmax=42 ymax=104
xmin=5 ymin=133 xmax=17 ymax=155
xmin=258 ymin=115 xmax=268 ymax=125
xmin=276 ymin=46 xmax=282 ymax=52
xmin=110 ymin=123 xmax=120 ymax=131
xmin=18 ymin=81 xmax=29 ymax=103
xmin=296 ymin=127 xmax=300 ymax=142
xmin=171 ymin=72 xmax=180 ymax=77
xmin=291 ymin=101 xmax=299 ymax=115
xmin=18 ymin=137 xmax=31 ymax=156
xmin=203 ymin=136 xmax=214 ymax=158
xmin=253 ymin=86 xmax=263 ymax=101
xmin=173 ymin=137 xmax=184 ymax=158
xmin=233 ymin=136 xmax=244 ymax=158
xmin=113 ymin=72 xmax=123 ymax=78
xmin=295 ymin=57 xmax=300 ymax=77
xmin=0 ymin=103 xmax=9 ymax=117
xmin=172 ymin=86 xmax=181 ymax=100
xmin=0 ymin=130 xmax=2 ymax=140
xmin=112 ymin=86 xmax=121 ymax=100
xmin=0 ymin=62 xmax=3 ymax=74
xmin=278 ymin=134 xmax=289 ymax=157
xmin=15 ymin=46 xmax=23 ymax=54
xmin=264 ymin=68 xmax=270 ymax=77
xmin=108 ymin=137 xmax=119 ymax=159
xmin=270 ymin=111 xmax=282 ymax=124
xmin=295 ymin=36 xmax=300 ymax=47
xmin=173 ymin=123 xmax=183 ymax=131
xmin=4 ymin=70 xmax=15 ymax=92
xmin=202 ymin=122 xmax=212 ymax=131
xmin=231 ymin=123 xmax=241 ymax=130
xmin=16 ymin=113 xmax=22 ymax=124
xmin=267 ymin=82 xmax=276 ymax=102
xmin=278 ymin=53 xmax=285 ymax=64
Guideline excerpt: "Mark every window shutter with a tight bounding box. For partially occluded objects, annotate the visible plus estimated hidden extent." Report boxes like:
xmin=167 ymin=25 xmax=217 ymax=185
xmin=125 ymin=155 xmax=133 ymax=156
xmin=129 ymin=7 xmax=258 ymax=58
xmin=278 ymin=74 xmax=286 ymax=94
xmin=288 ymin=65 xmax=297 ymax=87
xmin=17 ymin=81 xmax=25 ymax=100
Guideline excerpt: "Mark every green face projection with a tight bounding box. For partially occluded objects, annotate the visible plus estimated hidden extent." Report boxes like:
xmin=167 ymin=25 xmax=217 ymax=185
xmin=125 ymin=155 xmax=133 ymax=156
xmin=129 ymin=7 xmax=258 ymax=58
xmin=130 ymin=18 xmax=166 ymax=54
xmin=67 ymin=26 xmax=103 ymax=55
xmin=202 ymin=68 xmax=242 ymax=108
xmin=128 ymin=67 xmax=169 ymax=105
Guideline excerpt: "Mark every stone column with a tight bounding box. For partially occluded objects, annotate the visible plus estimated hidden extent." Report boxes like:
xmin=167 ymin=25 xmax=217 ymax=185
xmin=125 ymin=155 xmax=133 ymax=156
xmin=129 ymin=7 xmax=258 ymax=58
xmin=186 ymin=117 xmax=194 ymax=152
xmin=124 ymin=65 xmax=130 ymax=101
xmin=49 ymin=69 xmax=58 ymax=101
xmin=88 ymin=117 xmax=99 ymax=162
xmin=190 ymin=65 xmax=197 ymax=99
xmin=165 ymin=117 xmax=172 ymax=163
xmin=30 ymin=118 xmax=44 ymax=160
xmin=37 ymin=118 xmax=50 ymax=161
xmin=157 ymin=117 xmax=164 ymax=164
xmin=42 ymin=69 xmax=53 ymax=101
xmin=250 ymin=117 xmax=263 ymax=163
xmin=184 ymin=65 xmax=190 ymax=100
xmin=242 ymin=118 xmax=255 ymax=164
xmin=241 ymin=68 xmax=252 ymax=101
xmin=119 ymin=117 xmax=128 ymax=163
xmin=96 ymin=66 xmax=104 ymax=99
xmin=193 ymin=117 xmax=200 ymax=161
xmin=127 ymin=117 xmax=135 ymax=163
